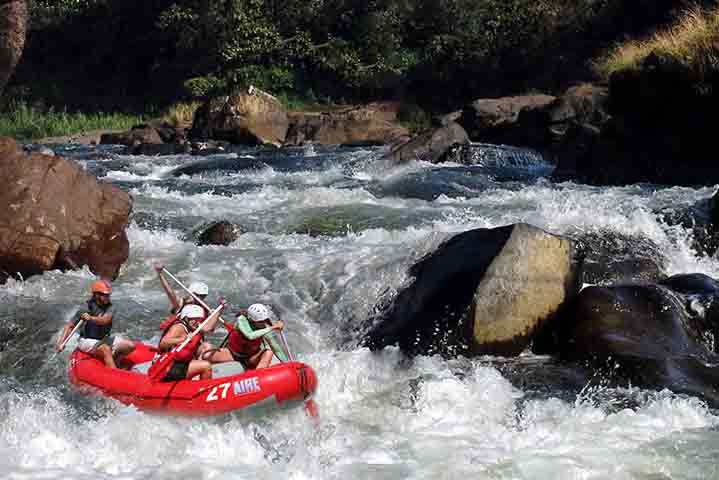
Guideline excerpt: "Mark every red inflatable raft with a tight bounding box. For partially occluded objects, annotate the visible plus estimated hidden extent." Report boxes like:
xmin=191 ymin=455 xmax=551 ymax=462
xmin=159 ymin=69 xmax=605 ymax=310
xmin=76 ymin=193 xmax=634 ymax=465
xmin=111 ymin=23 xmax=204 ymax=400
xmin=69 ymin=342 xmax=318 ymax=416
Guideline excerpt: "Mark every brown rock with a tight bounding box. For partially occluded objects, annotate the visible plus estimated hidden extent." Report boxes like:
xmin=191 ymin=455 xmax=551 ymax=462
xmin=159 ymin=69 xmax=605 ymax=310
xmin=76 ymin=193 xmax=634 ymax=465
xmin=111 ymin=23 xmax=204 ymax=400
xmin=285 ymin=106 xmax=408 ymax=146
xmin=191 ymin=86 xmax=289 ymax=147
xmin=0 ymin=137 xmax=132 ymax=282
xmin=384 ymin=122 xmax=469 ymax=164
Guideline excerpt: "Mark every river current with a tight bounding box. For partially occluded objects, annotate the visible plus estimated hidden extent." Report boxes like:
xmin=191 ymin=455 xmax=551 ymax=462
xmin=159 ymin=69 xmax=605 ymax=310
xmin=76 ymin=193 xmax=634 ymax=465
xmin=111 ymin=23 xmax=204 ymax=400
xmin=1 ymin=143 xmax=719 ymax=479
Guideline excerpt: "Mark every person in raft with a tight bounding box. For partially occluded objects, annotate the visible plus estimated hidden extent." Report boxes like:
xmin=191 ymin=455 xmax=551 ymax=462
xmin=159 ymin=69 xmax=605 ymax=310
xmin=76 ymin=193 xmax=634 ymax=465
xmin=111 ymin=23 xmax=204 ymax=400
xmin=55 ymin=280 xmax=136 ymax=369
xmin=153 ymin=263 xmax=210 ymax=316
xmin=209 ymin=303 xmax=288 ymax=370
xmin=156 ymin=303 xmax=225 ymax=381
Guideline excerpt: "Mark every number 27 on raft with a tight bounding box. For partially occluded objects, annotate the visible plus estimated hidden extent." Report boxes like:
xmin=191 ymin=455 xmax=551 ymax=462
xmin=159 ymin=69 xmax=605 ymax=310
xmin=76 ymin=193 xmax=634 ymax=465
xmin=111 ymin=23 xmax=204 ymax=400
xmin=206 ymin=382 xmax=231 ymax=402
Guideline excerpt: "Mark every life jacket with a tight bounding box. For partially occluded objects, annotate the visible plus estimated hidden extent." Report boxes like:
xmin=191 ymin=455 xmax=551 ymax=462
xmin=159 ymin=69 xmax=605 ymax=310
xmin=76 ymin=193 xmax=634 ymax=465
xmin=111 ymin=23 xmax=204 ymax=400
xmin=80 ymin=299 xmax=113 ymax=340
xmin=227 ymin=316 xmax=264 ymax=356
xmin=158 ymin=318 xmax=204 ymax=362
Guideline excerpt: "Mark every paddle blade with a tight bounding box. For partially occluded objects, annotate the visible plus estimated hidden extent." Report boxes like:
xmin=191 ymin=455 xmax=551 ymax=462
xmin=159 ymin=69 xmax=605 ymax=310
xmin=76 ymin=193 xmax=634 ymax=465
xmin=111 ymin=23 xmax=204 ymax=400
xmin=147 ymin=352 xmax=174 ymax=382
xmin=304 ymin=399 xmax=320 ymax=422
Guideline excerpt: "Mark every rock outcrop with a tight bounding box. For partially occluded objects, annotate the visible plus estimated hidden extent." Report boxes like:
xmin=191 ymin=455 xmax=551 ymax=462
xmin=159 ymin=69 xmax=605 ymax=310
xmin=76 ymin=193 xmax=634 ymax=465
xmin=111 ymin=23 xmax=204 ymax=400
xmin=0 ymin=138 xmax=131 ymax=282
xmin=285 ymin=106 xmax=409 ymax=146
xmin=190 ymin=86 xmax=289 ymax=147
xmin=363 ymin=223 xmax=582 ymax=357
xmin=384 ymin=122 xmax=469 ymax=164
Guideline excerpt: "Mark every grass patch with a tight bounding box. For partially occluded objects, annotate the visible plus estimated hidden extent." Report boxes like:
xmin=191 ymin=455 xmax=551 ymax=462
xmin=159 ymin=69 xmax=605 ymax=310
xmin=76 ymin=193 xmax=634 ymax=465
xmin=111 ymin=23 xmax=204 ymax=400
xmin=0 ymin=102 xmax=147 ymax=141
xmin=594 ymin=5 xmax=719 ymax=81
xmin=161 ymin=101 xmax=201 ymax=127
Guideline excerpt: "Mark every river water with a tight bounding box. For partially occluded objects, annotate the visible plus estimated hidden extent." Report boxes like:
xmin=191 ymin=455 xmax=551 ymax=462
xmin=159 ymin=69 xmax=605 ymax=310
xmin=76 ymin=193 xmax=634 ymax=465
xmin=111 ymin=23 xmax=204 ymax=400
xmin=1 ymin=143 xmax=719 ymax=479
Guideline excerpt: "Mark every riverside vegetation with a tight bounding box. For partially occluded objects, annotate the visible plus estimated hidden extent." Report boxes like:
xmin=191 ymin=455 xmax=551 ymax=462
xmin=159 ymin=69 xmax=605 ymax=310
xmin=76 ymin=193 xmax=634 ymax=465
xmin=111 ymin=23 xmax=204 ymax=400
xmin=2 ymin=0 xmax=718 ymax=140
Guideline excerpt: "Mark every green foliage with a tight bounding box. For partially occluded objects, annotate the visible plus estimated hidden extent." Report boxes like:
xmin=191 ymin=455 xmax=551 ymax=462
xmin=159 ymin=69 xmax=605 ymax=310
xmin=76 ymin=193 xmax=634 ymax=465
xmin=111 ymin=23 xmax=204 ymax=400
xmin=226 ymin=65 xmax=295 ymax=92
xmin=183 ymin=75 xmax=226 ymax=99
xmin=0 ymin=102 xmax=147 ymax=141
xmin=398 ymin=104 xmax=432 ymax=135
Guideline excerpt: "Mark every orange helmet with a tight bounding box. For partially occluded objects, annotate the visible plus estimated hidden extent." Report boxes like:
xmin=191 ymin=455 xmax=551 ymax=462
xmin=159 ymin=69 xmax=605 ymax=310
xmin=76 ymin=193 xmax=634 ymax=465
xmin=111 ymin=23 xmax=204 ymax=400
xmin=91 ymin=279 xmax=112 ymax=295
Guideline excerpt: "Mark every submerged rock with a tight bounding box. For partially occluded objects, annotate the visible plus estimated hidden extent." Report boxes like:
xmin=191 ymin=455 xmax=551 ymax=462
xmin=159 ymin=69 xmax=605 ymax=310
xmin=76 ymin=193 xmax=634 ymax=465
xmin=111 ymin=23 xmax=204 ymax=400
xmin=363 ymin=223 xmax=582 ymax=357
xmin=168 ymin=155 xmax=266 ymax=176
xmin=553 ymin=278 xmax=719 ymax=405
xmin=0 ymin=137 xmax=131 ymax=282
xmin=194 ymin=221 xmax=243 ymax=246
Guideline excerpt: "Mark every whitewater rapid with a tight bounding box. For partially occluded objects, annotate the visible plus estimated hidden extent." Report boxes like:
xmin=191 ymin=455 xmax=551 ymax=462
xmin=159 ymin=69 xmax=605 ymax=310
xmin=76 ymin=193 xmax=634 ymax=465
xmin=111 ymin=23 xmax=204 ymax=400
xmin=1 ymin=143 xmax=719 ymax=479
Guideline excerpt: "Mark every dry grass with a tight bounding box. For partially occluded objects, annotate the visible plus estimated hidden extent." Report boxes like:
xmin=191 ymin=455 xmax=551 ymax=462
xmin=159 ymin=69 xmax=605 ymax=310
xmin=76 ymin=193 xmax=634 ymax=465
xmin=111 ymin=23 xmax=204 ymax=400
xmin=161 ymin=101 xmax=202 ymax=127
xmin=594 ymin=5 xmax=719 ymax=81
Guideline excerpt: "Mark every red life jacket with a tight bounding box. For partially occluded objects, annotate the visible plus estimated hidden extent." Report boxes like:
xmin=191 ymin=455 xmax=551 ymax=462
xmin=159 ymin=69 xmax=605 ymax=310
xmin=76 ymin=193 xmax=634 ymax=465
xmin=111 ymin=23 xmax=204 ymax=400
xmin=227 ymin=327 xmax=263 ymax=357
xmin=159 ymin=319 xmax=204 ymax=362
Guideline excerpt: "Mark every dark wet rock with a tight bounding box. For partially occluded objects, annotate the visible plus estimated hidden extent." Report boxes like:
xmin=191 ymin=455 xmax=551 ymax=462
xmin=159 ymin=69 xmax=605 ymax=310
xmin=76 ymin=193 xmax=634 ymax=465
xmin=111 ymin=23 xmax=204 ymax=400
xmin=384 ymin=122 xmax=469 ymax=165
xmin=363 ymin=223 xmax=582 ymax=357
xmin=0 ymin=137 xmax=131 ymax=282
xmin=130 ymin=142 xmax=191 ymax=156
xmin=168 ymin=155 xmax=267 ymax=176
xmin=0 ymin=0 xmax=26 ymax=94
xmin=190 ymin=86 xmax=289 ymax=147
xmin=100 ymin=126 xmax=163 ymax=146
xmin=459 ymin=94 xmax=557 ymax=145
xmin=553 ymin=281 xmax=719 ymax=406
xmin=571 ymin=230 xmax=665 ymax=286
xmin=194 ymin=220 xmax=243 ymax=246
xmin=285 ymin=106 xmax=409 ymax=146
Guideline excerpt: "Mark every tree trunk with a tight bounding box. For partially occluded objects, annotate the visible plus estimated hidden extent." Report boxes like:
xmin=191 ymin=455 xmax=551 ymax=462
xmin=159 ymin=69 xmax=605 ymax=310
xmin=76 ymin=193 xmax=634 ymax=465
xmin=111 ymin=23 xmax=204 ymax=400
xmin=0 ymin=0 xmax=26 ymax=95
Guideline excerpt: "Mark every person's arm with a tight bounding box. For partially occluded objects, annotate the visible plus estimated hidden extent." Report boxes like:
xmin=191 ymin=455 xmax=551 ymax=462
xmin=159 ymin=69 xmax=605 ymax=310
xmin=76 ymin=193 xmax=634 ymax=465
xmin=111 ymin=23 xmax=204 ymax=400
xmin=159 ymin=324 xmax=187 ymax=350
xmin=201 ymin=304 xmax=225 ymax=334
xmin=235 ymin=315 xmax=274 ymax=340
xmin=80 ymin=305 xmax=113 ymax=325
xmin=264 ymin=331 xmax=290 ymax=362
xmin=154 ymin=263 xmax=180 ymax=312
xmin=55 ymin=322 xmax=76 ymax=351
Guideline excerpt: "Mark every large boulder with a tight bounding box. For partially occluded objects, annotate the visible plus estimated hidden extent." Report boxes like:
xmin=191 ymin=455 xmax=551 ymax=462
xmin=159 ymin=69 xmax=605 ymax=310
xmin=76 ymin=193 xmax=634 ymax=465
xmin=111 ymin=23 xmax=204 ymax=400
xmin=0 ymin=0 xmax=26 ymax=94
xmin=284 ymin=106 xmax=409 ymax=146
xmin=191 ymin=86 xmax=289 ymax=147
xmin=383 ymin=122 xmax=469 ymax=164
xmin=0 ymin=138 xmax=131 ymax=282
xmin=458 ymin=94 xmax=557 ymax=145
xmin=363 ymin=223 xmax=582 ymax=357
xmin=553 ymin=275 xmax=719 ymax=405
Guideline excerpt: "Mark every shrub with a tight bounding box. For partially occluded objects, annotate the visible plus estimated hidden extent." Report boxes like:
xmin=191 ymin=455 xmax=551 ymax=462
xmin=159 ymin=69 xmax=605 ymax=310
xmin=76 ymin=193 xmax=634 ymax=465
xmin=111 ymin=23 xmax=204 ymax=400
xmin=593 ymin=5 xmax=719 ymax=82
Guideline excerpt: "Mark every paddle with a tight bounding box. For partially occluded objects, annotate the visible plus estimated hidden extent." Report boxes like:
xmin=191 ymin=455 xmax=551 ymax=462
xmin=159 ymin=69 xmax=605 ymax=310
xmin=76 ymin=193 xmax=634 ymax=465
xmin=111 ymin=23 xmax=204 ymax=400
xmin=160 ymin=267 xmax=319 ymax=420
xmin=54 ymin=319 xmax=85 ymax=354
xmin=147 ymin=303 xmax=224 ymax=382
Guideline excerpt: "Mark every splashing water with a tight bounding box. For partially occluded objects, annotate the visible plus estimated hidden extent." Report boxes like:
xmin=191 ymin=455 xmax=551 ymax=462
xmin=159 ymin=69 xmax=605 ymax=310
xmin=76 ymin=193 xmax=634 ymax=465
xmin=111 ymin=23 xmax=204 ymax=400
xmin=1 ymin=144 xmax=719 ymax=479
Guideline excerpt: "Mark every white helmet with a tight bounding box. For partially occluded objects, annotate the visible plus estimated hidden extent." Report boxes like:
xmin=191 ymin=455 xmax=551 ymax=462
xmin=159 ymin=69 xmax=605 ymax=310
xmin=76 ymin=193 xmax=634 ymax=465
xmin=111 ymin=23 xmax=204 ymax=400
xmin=180 ymin=304 xmax=205 ymax=319
xmin=247 ymin=303 xmax=271 ymax=322
xmin=189 ymin=281 xmax=209 ymax=296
